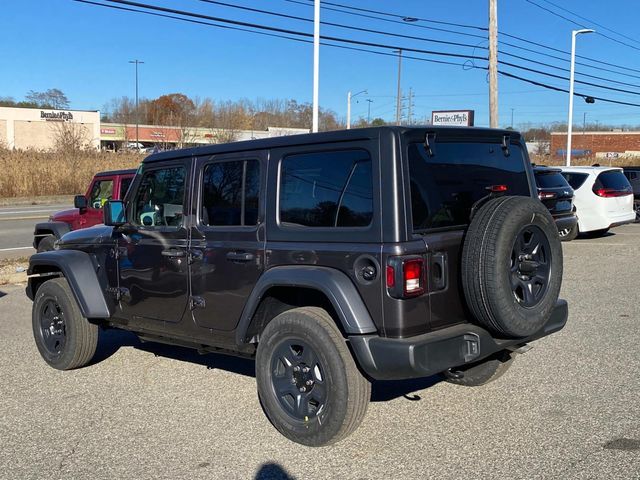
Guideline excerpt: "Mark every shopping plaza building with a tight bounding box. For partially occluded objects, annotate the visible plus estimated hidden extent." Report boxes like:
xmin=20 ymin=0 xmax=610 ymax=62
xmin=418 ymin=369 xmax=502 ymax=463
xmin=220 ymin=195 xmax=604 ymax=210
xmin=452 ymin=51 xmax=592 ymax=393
xmin=0 ymin=106 xmax=308 ymax=151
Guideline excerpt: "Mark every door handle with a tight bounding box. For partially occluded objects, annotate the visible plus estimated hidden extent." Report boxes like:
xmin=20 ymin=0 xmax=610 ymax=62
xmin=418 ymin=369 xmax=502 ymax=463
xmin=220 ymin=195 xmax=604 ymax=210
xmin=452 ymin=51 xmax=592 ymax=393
xmin=161 ymin=248 xmax=186 ymax=258
xmin=226 ymin=251 xmax=254 ymax=262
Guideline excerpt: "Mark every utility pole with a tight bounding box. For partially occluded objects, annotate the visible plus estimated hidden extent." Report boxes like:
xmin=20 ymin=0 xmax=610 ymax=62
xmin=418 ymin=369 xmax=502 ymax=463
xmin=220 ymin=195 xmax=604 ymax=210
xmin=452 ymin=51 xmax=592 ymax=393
xmin=395 ymin=49 xmax=403 ymax=126
xmin=366 ymin=99 xmax=373 ymax=123
xmin=407 ymin=87 xmax=414 ymax=125
xmin=510 ymin=108 xmax=514 ymax=129
xmin=129 ymin=59 xmax=144 ymax=149
xmin=312 ymin=0 xmax=320 ymax=133
xmin=583 ymin=112 xmax=587 ymax=134
xmin=488 ymin=0 xmax=498 ymax=128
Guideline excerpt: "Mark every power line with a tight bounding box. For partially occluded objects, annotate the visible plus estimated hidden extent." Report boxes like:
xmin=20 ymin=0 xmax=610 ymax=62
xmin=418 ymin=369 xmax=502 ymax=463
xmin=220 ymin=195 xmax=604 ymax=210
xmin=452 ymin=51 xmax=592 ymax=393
xmin=287 ymin=0 xmax=640 ymax=77
xmin=524 ymin=0 xmax=640 ymax=52
xmin=197 ymin=0 xmax=487 ymax=52
xmin=536 ymin=0 xmax=640 ymax=47
xmin=74 ymin=0 xmax=640 ymax=109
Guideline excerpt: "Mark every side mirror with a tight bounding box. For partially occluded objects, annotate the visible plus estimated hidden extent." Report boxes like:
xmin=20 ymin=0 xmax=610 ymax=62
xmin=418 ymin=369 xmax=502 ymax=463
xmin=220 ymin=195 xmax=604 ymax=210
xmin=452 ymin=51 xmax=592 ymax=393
xmin=74 ymin=195 xmax=88 ymax=210
xmin=104 ymin=200 xmax=127 ymax=227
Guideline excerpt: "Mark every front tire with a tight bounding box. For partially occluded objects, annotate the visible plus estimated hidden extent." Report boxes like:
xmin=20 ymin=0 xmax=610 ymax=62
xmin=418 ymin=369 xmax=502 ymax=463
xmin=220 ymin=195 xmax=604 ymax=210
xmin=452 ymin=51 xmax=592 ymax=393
xmin=37 ymin=235 xmax=56 ymax=252
xmin=256 ymin=307 xmax=370 ymax=447
xmin=32 ymin=278 xmax=98 ymax=370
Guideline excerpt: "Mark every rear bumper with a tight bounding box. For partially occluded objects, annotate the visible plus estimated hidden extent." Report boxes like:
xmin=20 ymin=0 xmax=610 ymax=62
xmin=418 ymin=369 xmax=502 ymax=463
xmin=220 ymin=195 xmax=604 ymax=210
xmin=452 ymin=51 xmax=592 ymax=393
xmin=554 ymin=214 xmax=577 ymax=232
xmin=349 ymin=299 xmax=568 ymax=381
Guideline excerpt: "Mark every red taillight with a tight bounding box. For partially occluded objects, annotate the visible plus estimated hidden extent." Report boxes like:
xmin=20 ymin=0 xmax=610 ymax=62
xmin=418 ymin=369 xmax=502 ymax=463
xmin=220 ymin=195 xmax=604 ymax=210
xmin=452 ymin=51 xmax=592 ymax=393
xmin=403 ymin=259 xmax=424 ymax=296
xmin=538 ymin=191 xmax=557 ymax=200
xmin=386 ymin=265 xmax=395 ymax=288
xmin=486 ymin=184 xmax=508 ymax=193
xmin=593 ymin=188 xmax=632 ymax=197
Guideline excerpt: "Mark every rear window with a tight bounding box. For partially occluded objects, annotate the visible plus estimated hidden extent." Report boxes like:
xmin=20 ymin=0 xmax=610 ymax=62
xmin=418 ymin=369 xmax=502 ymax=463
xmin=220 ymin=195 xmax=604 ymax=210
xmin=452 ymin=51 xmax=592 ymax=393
xmin=561 ymin=172 xmax=589 ymax=190
xmin=595 ymin=170 xmax=632 ymax=191
xmin=408 ymin=142 xmax=530 ymax=230
xmin=535 ymin=171 xmax=569 ymax=189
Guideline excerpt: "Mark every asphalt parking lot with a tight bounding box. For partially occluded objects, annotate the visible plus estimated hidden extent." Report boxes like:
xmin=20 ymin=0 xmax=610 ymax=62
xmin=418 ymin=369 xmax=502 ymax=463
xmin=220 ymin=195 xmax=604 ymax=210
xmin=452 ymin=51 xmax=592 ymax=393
xmin=0 ymin=224 xmax=638 ymax=479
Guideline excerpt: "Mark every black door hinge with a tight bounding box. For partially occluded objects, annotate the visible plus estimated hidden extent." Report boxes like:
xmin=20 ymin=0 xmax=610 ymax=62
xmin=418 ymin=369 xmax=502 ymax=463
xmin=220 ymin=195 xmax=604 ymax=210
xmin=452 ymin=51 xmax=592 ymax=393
xmin=188 ymin=249 xmax=204 ymax=265
xmin=190 ymin=296 xmax=206 ymax=310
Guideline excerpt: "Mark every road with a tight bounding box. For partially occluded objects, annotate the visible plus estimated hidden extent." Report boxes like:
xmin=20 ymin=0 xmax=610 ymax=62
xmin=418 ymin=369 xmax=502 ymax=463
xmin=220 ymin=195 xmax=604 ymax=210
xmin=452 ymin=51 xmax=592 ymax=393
xmin=0 ymin=225 xmax=639 ymax=479
xmin=0 ymin=203 xmax=69 ymax=258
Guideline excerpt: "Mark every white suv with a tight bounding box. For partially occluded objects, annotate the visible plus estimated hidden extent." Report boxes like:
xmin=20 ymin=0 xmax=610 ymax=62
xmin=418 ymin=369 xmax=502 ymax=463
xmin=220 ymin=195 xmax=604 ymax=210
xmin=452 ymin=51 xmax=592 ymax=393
xmin=559 ymin=166 xmax=635 ymax=237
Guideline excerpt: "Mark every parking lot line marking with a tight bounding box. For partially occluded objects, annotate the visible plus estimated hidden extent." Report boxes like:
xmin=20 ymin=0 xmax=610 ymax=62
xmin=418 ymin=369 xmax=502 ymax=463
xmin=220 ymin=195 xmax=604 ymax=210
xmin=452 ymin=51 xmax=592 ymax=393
xmin=0 ymin=216 xmax=49 ymax=221
xmin=0 ymin=209 xmax=58 ymax=215
xmin=566 ymin=243 xmax=631 ymax=246
xmin=0 ymin=246 xmax=33 ymax=252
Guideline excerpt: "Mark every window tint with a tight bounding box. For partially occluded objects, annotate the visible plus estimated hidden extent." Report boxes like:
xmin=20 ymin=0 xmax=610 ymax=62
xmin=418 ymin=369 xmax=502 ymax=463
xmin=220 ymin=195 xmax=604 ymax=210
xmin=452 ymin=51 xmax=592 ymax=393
xmin=535 ymin=171 xmax=570 ymax=189
xmin=561 ymin=172 xmax=589 ymax=190
xmin=202 ymin=160 xmax=259 ymax=226
xmin=595 ymin=170 xmax=632 ymax=191
xmin=131 ymin=167 xmax=186 ymax=227
xmin=280 ymin=150 xmax=373 ymax=228
xmin=89 ymin=179 xmax=113 ymax=209
xmin=120 ymin=177 xmax=133 ymax=200
xmin=408 ymin=142 xmax=530 ymax=230
xmin=624 ymin=171 xmax=637 ymax=180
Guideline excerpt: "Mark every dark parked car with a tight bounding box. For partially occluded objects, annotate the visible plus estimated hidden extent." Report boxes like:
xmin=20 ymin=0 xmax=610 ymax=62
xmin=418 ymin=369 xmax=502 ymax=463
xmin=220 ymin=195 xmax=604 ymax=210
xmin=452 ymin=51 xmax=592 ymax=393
xmin=533 ymin=166 xmax=578 ymax=241
xmin=27 ymin=127 xmax=567 ymax=446
xmin=622 ymin=166 xmax=640 ymax=221
xmin=33 ymin=169 xmax=136 ymax=252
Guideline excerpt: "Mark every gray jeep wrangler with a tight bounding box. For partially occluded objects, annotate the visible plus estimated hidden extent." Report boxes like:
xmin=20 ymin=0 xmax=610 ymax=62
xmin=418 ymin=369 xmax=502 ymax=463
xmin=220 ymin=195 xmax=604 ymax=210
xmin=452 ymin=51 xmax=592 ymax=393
xmin=27 ymin=126 xmax=567 ymax=446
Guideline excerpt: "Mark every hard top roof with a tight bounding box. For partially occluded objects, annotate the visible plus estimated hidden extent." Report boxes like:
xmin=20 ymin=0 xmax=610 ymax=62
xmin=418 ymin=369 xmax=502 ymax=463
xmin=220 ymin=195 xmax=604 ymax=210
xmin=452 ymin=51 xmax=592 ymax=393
xmin=95 ymin=168 xmax=137 ymax=177
xmin=142 ymin=126 xmax=522 ymax=164
xmin=559 ymin=165 xmax=623 ymax=173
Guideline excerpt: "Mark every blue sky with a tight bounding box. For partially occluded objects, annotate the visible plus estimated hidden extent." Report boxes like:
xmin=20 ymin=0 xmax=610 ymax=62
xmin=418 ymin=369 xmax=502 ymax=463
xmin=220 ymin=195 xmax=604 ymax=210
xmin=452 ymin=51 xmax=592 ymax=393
xmin=2 ymin=0 xmax=640 ymax=128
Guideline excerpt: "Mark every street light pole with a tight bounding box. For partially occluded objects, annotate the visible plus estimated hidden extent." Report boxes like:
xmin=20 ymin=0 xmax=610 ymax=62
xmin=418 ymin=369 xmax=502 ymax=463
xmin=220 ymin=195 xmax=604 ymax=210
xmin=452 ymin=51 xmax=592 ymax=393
xmin=366 ymin=99 xmax=373 ymax=123
xmin=346 ymin=89 xmax=367 ymax=129
xmin=395 ymin=49 xmax=403 ymax=125
xmin=566 ymin=29 xmax=595 ymax=166
xmin=511 ymin=108 xmax=514 ymax=129
xmin=129 ymin=59 xmax=144 ymax=149
xmin=312 ymin=0 xmax=320 ymax=133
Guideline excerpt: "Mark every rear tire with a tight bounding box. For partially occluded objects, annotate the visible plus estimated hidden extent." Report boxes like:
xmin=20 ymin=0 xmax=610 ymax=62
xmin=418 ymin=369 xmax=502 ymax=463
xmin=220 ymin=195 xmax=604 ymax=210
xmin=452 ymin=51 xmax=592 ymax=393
xmin=256 ymin=307 xmax=370 ymax=447
xmin=444 ymin=351 xmax=514 ymax=387
xmin=462 ymin=196 xmax=563 ymax=338
xmin=37 ymin=235 xmax=56 ymax=252
xmin=558 ymin=223 xmax=578 ymax=242
xmin=32 ymin=278 xmax=98 ymax=370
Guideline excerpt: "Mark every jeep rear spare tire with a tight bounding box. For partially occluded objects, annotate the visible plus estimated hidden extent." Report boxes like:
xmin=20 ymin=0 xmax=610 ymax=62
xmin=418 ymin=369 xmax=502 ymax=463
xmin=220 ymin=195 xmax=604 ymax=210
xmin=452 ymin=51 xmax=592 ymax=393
xmin=462 ymin=196 xmax=563 ymax=338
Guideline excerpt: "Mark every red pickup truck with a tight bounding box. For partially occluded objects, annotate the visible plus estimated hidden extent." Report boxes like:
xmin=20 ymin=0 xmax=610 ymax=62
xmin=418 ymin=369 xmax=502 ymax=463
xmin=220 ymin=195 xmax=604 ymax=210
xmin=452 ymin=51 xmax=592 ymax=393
xmin=33 ymin=169 xmax=136 ymax=252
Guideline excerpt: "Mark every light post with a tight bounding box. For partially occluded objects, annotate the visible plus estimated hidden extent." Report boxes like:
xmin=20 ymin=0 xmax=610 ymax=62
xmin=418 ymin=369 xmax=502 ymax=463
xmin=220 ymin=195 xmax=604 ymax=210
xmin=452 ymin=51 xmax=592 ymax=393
xmin=394 ymin=49 xmax=403 ymax=125
xmin=312 ymin=0 xmax=320 ymax=132
xmin=129 ymin=59 xmax=144 ymax=149
xmin=347 ymin=89 xmax=367 ymax=129
xmin=366 ymin=99 xmax=373 ymax=123
xmin=566 ymin=29 xmax=594 ymax=166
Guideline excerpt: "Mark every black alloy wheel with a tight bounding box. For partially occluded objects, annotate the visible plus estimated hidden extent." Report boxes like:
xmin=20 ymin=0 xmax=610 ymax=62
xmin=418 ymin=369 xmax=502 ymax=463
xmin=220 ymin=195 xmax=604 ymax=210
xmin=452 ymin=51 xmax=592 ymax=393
xmin=270 ymin=339 xmax=327 ymax=422
xmin=37 ymin=299 xmax=67 ymax=358
xmin=510 ymin=225 xmax=551 ymax=308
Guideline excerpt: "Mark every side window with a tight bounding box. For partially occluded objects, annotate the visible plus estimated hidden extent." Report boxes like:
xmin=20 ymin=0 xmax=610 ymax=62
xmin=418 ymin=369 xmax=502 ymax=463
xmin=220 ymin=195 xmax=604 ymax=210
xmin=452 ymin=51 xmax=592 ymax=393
xmin=89 ymin=179 xmax=113 ymax=209
xmin=201 ymin=160 xmax=260 ymax=226
xmin=279 ymin=150 xmax=373 ymax=228
xmin=561 ymin=172 xmax=589 ymax=190
xmin=131 ymin=166 xmax=186 ymax=228
xmin=119 ymin=177 xmax=133 ymax=200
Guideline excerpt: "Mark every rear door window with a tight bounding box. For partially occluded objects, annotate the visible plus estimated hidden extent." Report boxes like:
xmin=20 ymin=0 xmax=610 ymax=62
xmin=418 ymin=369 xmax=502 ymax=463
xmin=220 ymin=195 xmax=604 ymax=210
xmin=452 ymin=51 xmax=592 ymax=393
xmin=561 ymin=172 xmax=589 ymax=190
xmin=408 ymin=142 xmax=530 ymax=230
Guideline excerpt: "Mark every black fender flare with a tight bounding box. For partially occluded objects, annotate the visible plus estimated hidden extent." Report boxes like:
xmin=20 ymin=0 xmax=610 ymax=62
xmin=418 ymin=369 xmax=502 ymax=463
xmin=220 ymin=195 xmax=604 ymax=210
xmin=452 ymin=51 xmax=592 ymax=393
xmin=33 ymin=222 xmax=70 ymax=248
xmin=235 ymin=265 xmax=377 ymax=344
xmin=27 ymin=250 xmax=111 ymax=319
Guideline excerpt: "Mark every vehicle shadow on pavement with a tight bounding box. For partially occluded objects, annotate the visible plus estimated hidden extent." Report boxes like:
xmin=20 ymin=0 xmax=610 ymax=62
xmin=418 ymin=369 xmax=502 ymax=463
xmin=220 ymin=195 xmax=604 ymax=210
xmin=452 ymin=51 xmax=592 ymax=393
xmin=371 ymin=376 xmax=442 ymax=402
xmin=255 ymin=462 xmax=295 ymax=480
xmin=92 ymin=328 xmax=256 ymax=378
xmin=92 ymin=329 xmax=442 ymax=401
xmin=0 ymin=290 xmax=6 ymax=299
